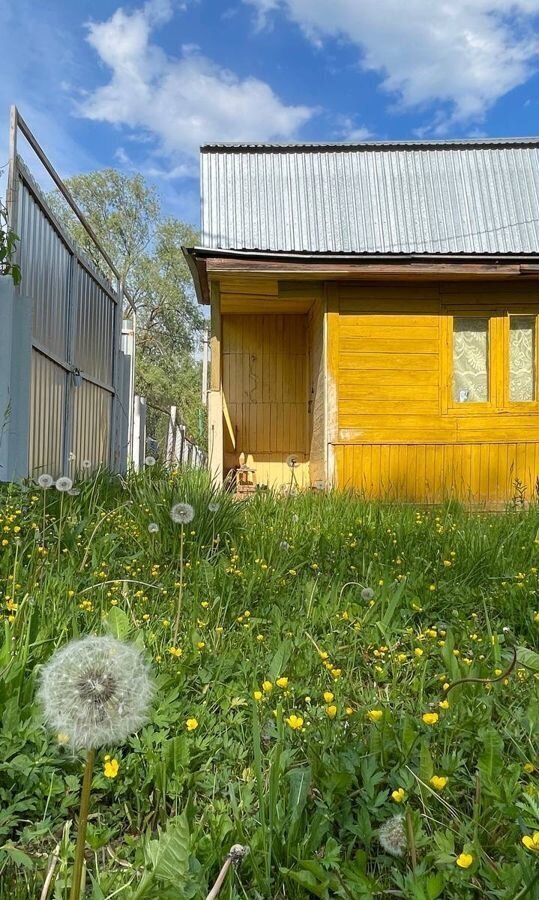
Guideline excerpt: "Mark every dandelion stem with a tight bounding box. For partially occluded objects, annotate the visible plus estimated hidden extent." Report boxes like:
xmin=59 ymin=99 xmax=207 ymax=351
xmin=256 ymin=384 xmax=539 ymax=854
xmin=173 ymin=524 xmax=185 ymax=645
xmin=70 ymin=748 xmax=96 ymax=900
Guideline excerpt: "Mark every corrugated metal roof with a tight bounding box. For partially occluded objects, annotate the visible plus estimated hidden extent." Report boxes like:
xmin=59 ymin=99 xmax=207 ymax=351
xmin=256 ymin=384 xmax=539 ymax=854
xmin=200 ymin=140 xmax=539 ymax=255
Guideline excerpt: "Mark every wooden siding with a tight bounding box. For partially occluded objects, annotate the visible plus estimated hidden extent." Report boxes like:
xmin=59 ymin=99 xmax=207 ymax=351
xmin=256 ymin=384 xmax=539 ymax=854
xmin=222 ymin=313 xmax=309 ymax=487
xmin=331 ymin=281 xmax=539 ymax=504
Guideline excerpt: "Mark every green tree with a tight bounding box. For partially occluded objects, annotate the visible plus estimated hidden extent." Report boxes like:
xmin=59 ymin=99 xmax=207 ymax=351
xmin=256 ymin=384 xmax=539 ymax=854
xmin=48 ymin=170 xmax=205 ymax=446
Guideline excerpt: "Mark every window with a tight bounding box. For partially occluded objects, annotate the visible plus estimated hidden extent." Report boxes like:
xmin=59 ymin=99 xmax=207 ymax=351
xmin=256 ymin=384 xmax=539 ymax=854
xmin=446 ymin=307 xmax=539 ymax=411
xmin=509 ymin=315 xmax=535 ymax=402
xmin=453 ymin=317 xmax=489 ymax=403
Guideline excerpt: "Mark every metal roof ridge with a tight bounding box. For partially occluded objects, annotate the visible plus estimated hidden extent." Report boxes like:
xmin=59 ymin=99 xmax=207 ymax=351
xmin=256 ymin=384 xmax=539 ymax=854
xmin=200 ymin=137 xmax=539 ymax=152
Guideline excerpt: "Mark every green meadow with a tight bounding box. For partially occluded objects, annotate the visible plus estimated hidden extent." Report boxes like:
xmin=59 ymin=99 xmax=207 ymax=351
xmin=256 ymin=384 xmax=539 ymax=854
xmin=1 ymin=469 xmax=538 ymax=899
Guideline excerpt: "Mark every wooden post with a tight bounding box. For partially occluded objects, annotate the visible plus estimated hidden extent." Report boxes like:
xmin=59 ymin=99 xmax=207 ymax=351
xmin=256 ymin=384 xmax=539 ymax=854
xmin=325 ymin=283 xmax=339 ymax=488
xmin=208 ymin=282 xmax=223 ymax=484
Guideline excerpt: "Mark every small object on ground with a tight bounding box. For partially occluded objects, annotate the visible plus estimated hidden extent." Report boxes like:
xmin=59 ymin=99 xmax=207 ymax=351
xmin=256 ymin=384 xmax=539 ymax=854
xmin=205 ymin=844 xmax=250 ymax=900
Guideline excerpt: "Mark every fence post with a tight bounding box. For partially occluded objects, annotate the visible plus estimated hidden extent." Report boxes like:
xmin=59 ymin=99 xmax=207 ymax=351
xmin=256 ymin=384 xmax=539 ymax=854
xmin=166 ymin=406 xmax=177 ymax=467
xmin=132 ymin=395 xmax=146 ymax=471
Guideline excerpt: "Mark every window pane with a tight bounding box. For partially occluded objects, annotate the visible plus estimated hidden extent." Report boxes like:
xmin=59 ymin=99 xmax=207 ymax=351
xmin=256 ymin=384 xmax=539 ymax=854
xmin=510 ymin=315 xmax=535 ymax=401
xmin=453 ymin=317 xmax=488 ymax=403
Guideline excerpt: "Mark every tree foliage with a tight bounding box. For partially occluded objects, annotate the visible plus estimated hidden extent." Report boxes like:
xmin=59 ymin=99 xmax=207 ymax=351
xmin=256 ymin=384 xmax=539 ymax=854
xmin=0 ymin=187 xmax=21 ymax=285
xmin=48 ymin=170 xmax=205 ymax=445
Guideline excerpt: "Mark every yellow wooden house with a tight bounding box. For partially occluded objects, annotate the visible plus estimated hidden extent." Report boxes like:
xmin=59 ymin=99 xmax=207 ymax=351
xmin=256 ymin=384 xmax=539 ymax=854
xmin=184 ymin=139 xmax=539 ymax=504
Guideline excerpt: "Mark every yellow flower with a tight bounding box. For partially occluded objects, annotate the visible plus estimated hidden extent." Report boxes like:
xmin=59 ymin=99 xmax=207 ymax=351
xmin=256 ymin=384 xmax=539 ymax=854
xmin=522 ymin=832 xmax=539 ymax=852
xmin=286 ymin=714 xmax=304 ymax=731
xmin=422 ymin=712 xmax=439 ymax=726
xmin=323 ymin=691 xmax=334 ymax=703
xmin=201 ymin=601 xmax=209 ymax=609
xmin=325 ymin=705 xmax=337 ymax=719
xmin=276 ymin=677 xmax=289 ymax=689
xmin=256 ymin=634 xmax=264 ymax=642
xmin=345 ymin=706 xmax=353 ymax=715
xmin=534 ymin=612 xmax=539 ymax=624
xmin=414 ymin=648 xmax=424 ymax=658
xmin=253 ymin=690 xmax=263 ymax=701
xmin=262 ymin=680 xmax=273 ymax=693
xmin=456 ymin=853 xmax=474 ymax=869
xmin=367 ymin=709 xmax=383 ymax=722
xmin=185 ymin=718 xmax=199 ymax=732
xmin=103 ymin=757 xmax=119 ymax=779
xmin=168 ymin=646 xmax=183 ymax=657
xmin=391 ymin=787 xmax=406 ymax=803
xmin=523 ymin=763 xmax=535 ymax=774
xmin=57 ymin=733 xmax=70 ymax=745
xmin=318 ymin=651 xmax=329 ymax=660
xmin=196 ymin=641 xmax=205 ymax=650
xmin=331 ymin=668 xmax=342 ymax=679
xmin=438 ymin=699 xmax=450 ymax=709
xmin=430 ymin=775 xmax=448 ymax=791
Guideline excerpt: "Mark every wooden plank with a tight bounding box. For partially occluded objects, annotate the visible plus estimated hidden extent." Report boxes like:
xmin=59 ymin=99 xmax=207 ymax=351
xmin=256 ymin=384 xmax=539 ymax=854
xmin=208 ymin=282 xmax=223 ymax=483
xmin=339 ymin=352 xmax=439 ymax=370
xmin=326 ymin=283 xmax=340 ymax=486
xmin=206 ymin=258 xmax=529 ymax=279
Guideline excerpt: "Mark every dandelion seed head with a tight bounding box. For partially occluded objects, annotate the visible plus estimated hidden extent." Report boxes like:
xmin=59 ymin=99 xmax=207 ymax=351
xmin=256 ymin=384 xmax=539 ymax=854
xmin=55 ymin=476 xmax=73 ymax=493
xmin=38 ymin=636 xmax=154 ymax=750
xmin=286 ymin=454 xmax=299 ymax=469
xmin=361 ymin=587 xmax=375 ymax=601
xmin=82 ymin=459 xmax=92 ymax=470
xmin=145 ymin=456 xmax=156 ymax=467
xmin=379 ymin=814 xmax=407 ymax=857
xmin=148 ymin=522 xmax=159 ymax=534
xmin=171 ymin=502 xmax=195 ymax=525
xmin=38 ymin=474 xmax=54 ymax=490
xmin=208 ymin=502 xmax=219 ymax=513
xmin=68 ymin=488 xmax=81 ymax=497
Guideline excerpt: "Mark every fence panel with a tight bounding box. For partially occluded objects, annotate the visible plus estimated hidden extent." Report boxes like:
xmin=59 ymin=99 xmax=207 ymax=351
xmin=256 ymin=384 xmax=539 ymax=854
xmin=3 ymin=108 xmax=136 ymax=480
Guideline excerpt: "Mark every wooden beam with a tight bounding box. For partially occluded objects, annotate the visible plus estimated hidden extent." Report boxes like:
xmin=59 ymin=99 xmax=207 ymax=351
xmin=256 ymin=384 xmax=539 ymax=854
xmin=325 ymin=283 xmax=339 ymax=488
xmin=208 ymin=282 xmax=223 ymax=484
xmin=206 ymin=257 xmax=535 ymax=280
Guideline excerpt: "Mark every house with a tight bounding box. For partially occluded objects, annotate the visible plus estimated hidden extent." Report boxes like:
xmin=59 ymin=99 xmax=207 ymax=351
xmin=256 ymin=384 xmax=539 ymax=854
xmin=184 ymin=138 xmax=539 ymax=504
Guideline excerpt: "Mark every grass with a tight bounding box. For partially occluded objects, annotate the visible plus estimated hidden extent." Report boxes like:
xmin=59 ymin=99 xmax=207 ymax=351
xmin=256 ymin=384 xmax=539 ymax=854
xmin=0 ymin=467 xmax=538 ymax=899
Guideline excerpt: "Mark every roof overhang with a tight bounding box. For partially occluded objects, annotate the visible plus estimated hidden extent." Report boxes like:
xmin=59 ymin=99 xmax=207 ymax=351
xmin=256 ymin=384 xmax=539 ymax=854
xmin=183 ymin=247 xmax=539 ymax=305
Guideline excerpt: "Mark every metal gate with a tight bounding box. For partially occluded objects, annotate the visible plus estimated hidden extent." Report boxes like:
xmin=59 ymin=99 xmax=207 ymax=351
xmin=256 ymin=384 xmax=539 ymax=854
xmin=3 ymin=106 xmax=135 ymax=479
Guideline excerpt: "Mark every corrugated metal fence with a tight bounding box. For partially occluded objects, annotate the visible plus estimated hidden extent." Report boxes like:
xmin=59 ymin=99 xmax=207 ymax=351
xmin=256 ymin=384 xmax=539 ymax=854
xmin=2 ymin=107 xmax=135 ymax=479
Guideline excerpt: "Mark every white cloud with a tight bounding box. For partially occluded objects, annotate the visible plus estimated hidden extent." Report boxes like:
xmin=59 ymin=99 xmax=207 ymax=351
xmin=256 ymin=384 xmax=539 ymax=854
xmin=80 ymin=1 xmax=314 ymax=163
xmin=245 ymin=0 xmax=539 ymax=129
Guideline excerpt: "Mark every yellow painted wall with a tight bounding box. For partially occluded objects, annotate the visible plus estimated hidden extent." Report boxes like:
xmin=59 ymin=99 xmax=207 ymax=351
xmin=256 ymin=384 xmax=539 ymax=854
xmin=222 ymin=313 xmax=309 ymax=488
xmin=330 ymin=281 xmax=539 ymax=503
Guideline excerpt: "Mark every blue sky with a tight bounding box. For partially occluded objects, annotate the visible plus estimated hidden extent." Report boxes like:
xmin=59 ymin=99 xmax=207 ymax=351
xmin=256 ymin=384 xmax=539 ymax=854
xmin=1 ymin=0 xmax=537 ymax=227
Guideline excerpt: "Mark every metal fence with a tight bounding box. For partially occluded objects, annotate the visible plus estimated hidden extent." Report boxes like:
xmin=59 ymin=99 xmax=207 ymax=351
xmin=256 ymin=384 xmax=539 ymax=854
xmin=1 ymin=106 xmax=135 ymax=480
xmin=143 ymin=401 xmax=207 ymax=470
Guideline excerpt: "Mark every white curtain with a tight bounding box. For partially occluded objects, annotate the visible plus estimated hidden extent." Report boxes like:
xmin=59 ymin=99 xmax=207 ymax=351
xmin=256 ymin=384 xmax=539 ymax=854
xmin=453 ymin=317 xmax=488 ymax=403
xmin=510 ymin=316 xmax=535 ymax=402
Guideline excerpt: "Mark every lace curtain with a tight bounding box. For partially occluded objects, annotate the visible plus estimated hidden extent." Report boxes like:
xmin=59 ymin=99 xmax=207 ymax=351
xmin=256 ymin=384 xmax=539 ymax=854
xmin=509 ymin=316 xmax=535 ymax=402
xmin=453 ymin=317 xmax=488 ymax=403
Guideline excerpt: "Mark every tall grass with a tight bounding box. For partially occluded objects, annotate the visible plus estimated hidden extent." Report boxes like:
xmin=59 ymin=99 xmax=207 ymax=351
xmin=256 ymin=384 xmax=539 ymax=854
xmin=0 ymin=470 xmax=538 ymax=898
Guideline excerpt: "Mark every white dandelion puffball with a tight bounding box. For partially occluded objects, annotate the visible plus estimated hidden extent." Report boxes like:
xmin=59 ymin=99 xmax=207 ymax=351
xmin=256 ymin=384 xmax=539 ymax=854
xmin=55 ymin=476 xmax=73 ymax=493
xmin=38 ymin=636 xmax=154 ymax=750
xmin=286 ymin=454 xmax=299 ymax=469
xmin=145 ymin=455 xmax=156 ymax=467
xmin=208 ymin=501 xmax=219 ymax=514
xmin=82 ymin=459 xmax=92 ymax=470
xmin=379 ymin=815 xmax=407 ymax=858
xmin=148 ymin=522 xmax=159 ymax=534
xmin=170 ymin=502 xmax=195 ymax=525
xmin=38 ymin=474 xmax=54 ymax=490
xmin=361 ymin=587 xmax=375 ymax=601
